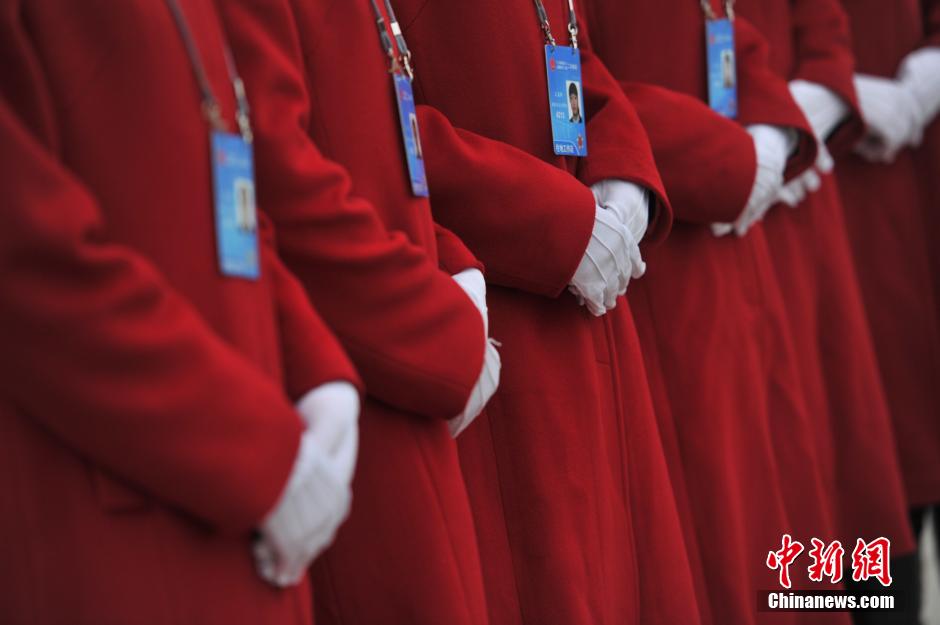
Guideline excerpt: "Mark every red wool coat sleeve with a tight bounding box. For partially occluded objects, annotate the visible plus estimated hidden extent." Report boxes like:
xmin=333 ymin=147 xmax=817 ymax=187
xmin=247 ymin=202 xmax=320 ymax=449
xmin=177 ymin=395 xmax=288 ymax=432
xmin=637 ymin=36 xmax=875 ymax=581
xmin=574 ymin=11 xmax=673 ymax=244
xmin=619 ymin=81 xmax=757 ymax=225
xmin=434 ymin=222 xmax=485 ymax=275
xmin=258 ymin=213 xmax=364 ymax=401
xmin=790 ymin=0 xmax=865 ymax=154
xmin=736 ymin=16 xmax=818 ymax=178
xmin=416 ymin=104 xmax=597 ymax=298
xmin=0 ymin=97 xmax=328 ymax=534
xmin=218 ymin=0 xmax=486 ymax=420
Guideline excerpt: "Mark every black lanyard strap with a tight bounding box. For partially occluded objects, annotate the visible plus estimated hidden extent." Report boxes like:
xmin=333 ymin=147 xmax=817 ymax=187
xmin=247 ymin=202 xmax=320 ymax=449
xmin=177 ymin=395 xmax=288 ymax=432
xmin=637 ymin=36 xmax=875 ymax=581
xmin=163 ymin=0 xmax=252 ymax=141
xmin=700 ymin=0 xmax=735 ymax=21
xmin=533 ymin=0 xmax=579 ymax=48
xmin=369 ymin=0 xmax=414 ymax=79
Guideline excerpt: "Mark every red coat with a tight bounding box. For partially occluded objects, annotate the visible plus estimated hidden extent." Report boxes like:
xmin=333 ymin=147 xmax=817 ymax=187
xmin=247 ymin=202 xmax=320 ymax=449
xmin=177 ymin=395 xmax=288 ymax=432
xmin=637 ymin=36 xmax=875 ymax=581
xmin=390 ymin=2 xmax=702 ymax=624
xmin=836 ymin=0 xmax=940 ymax=508
xmin=582 ymin=2 xmax=851 ymax=624
xmin=0 ymin=1 xmax=360 ymax=624
xmin=920 ymin=0 xmax=940 ymax=376
xmin=737 ymin=0 xmax=915 ymax=555
xmin=216 ymin=1 xmax=491 ymax=623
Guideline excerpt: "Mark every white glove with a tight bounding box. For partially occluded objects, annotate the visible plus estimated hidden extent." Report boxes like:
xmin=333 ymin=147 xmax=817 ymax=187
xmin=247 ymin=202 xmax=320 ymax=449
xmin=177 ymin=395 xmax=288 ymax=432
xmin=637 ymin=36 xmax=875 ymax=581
xmin=254 ymin=382 xmax=360 ymax=587
xmin=296 ymin=382 xmax=360 ymax=479
xmin=713 ymin=124 xmax=791 ymax=237
xmin=448 ymin=337 xmax=501 ymax=438
xmin=898 ymin=47 xmax=940 ymax=132
xmin=854 ymin=73 xmax=923 ymax=162
xmin=789 ymin=80 xmax=850 ymax=144
xmin=569 ymin=203 xmax=645 ymax=316
xmin=590 ymin=179 xmax=650 ymax=244
xmin=448 ymin=268 xmax=501 ymax=437
xmin=255 ymin=428 xmax=353 ymax=587
xmin=452 ymin=268 xmax=489 ymax=333
xmin=778 ymin=150 xmax=825 ymax=207
xmin=778 ymin=81 xmax=844 ymax=207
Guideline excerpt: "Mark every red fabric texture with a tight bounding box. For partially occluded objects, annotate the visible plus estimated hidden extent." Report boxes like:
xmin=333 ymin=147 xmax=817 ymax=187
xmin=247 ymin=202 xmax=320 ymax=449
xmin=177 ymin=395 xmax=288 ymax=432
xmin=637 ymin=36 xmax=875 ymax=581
xmin=389 ymin=1 xmax=702 ymax=624
xmin=216 ymin=1 xmax=493 ymax=622
xmin=837 ymin=0 xmax=940 ymax=508
xmin=0 ymin=1 xmax=362 ymax=623
xmin=583 ymin=1 xmax=847 ymax=624
xmin=738 ymin=0 xmax=916 ymax=558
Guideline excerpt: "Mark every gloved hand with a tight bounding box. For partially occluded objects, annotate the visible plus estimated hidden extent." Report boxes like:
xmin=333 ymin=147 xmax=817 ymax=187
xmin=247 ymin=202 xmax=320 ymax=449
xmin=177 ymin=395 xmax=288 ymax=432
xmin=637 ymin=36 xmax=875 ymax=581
xmin=898 ymin=47 xmax=940 ymax=132
xmin=854 ymin=73 xmax=923 ymax=163
xmin=777 ymin=147 xmax=826 ymax=208
xmin=569 ymin=203 xmax=645 ymax=316
xmin=255 ymin=427 xmax=353 ymax=587
xmin=448 ymin=268 xmax=501 ymax=437
xmin=713 ymin=124 xmax=791 ymax=237
xmin=295 ymin=381 xmax=360 ymax=478
xmin=789 ymin=80 xmax=850 ymax=144
xmin=778 ymin=81 xmax=845 ymax=207
xmin=254 ymin=381 xmax=360 ymax=587
xmin=590 ymin=179 xmax=650 ymax=244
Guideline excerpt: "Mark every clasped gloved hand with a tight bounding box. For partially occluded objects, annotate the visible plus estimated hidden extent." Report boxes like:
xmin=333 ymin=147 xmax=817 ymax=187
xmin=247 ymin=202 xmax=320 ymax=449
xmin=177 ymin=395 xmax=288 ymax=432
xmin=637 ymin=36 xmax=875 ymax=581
xmin=570 ymin=183 xmax=647 ymax=316
xmin=448 ymin=268 xmax=501 ymax=438
xmin=713 ymin=124 xmax=791 ymax=237
xmin=898 ymin=47 xmax=940 ymax=135
xmin=778 ymin=80 xmax=846 ymax=207
xmin=854 ymin=73 xmax=923 ymax=163
xmin=254 ymin=381 xmax=360 ymax=587
xmin=590 ymin=178 xmax=650 ymax=244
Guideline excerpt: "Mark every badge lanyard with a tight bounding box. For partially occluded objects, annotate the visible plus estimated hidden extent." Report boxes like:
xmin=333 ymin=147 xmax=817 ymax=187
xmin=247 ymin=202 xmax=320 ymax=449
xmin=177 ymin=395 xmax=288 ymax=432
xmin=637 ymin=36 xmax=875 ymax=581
xmin=699 ymin=0 xmax=734 ymax=21
xmin=369 ymin=0 xmax=429 ymax=196
xmin=534 ymin=0 xmax=588 ymax=156
xmin=533 ymin=0 xmax=579 ymax=49
xmin=701 ymin=0 xmax=738 ymax=118
xmin=164 ymin=0 xmax=260 ymax=279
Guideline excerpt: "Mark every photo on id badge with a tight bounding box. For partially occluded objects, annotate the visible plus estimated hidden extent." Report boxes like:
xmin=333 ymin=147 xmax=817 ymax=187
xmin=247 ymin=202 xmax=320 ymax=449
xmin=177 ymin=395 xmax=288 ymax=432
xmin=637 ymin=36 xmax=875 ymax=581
xmin=545 ymin=45 xmax=587 ymax=156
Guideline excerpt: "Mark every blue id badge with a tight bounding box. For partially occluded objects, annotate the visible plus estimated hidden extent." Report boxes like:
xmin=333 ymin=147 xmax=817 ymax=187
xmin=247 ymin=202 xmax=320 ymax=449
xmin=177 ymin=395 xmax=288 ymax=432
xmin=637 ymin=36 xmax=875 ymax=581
xmin=705 ymin=18 xmax=738 ymax=118
xmin=210 ymin=131 xmax=260 ymax=279
xmin=392 ymin=72 xmax=429 ymax=197
xmin=544 ymin=45 xmax=588 ymax=157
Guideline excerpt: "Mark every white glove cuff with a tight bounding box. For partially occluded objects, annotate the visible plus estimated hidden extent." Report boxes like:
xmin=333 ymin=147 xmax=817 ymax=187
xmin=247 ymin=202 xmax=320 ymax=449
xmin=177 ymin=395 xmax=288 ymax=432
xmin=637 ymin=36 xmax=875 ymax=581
xmin=449 ymin=337 xmax=501 ymax=438
xmin=296 ymin=382 xmax=360 ymax=430
xmin=747 ymin=124 xmax=794 ymax=167
xmin=452 ymin=268 xmax=487 ymax=316
xmin=591 ymin=179 xmax=650 ymax=243
xmin=898 ymin=47 xmax=940 ymax=126
xmin=789 ymin=80 xmax=850 ymax=141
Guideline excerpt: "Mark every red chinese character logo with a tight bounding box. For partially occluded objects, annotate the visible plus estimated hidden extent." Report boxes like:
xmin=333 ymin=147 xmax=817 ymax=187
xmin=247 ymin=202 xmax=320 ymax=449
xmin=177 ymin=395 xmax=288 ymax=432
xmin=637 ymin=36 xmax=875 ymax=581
xmin=851 ymin=537 xmax=892 ymax=587
xmin=767 ymin=534 xmax=805 ymax=589
xmin=807 ymin=538 xmax=844 ymax=584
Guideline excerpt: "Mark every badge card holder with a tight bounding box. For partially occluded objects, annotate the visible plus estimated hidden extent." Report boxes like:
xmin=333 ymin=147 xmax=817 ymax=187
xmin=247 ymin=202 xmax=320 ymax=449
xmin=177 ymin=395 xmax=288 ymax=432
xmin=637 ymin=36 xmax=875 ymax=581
xmin=371 ymin=0 xmax=430 ymax=196
xmin=391 ymin=73 xmax=429 ymax=196
xmin=210 ymin=130 xmax=260 ymax=279
xmin=164 ymin=0 xmax=260 ymax=279
xmin=702 ymin=0 xmax=738 ymax=118
xmin=537 ymin=0 xmax=588 ymax=156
